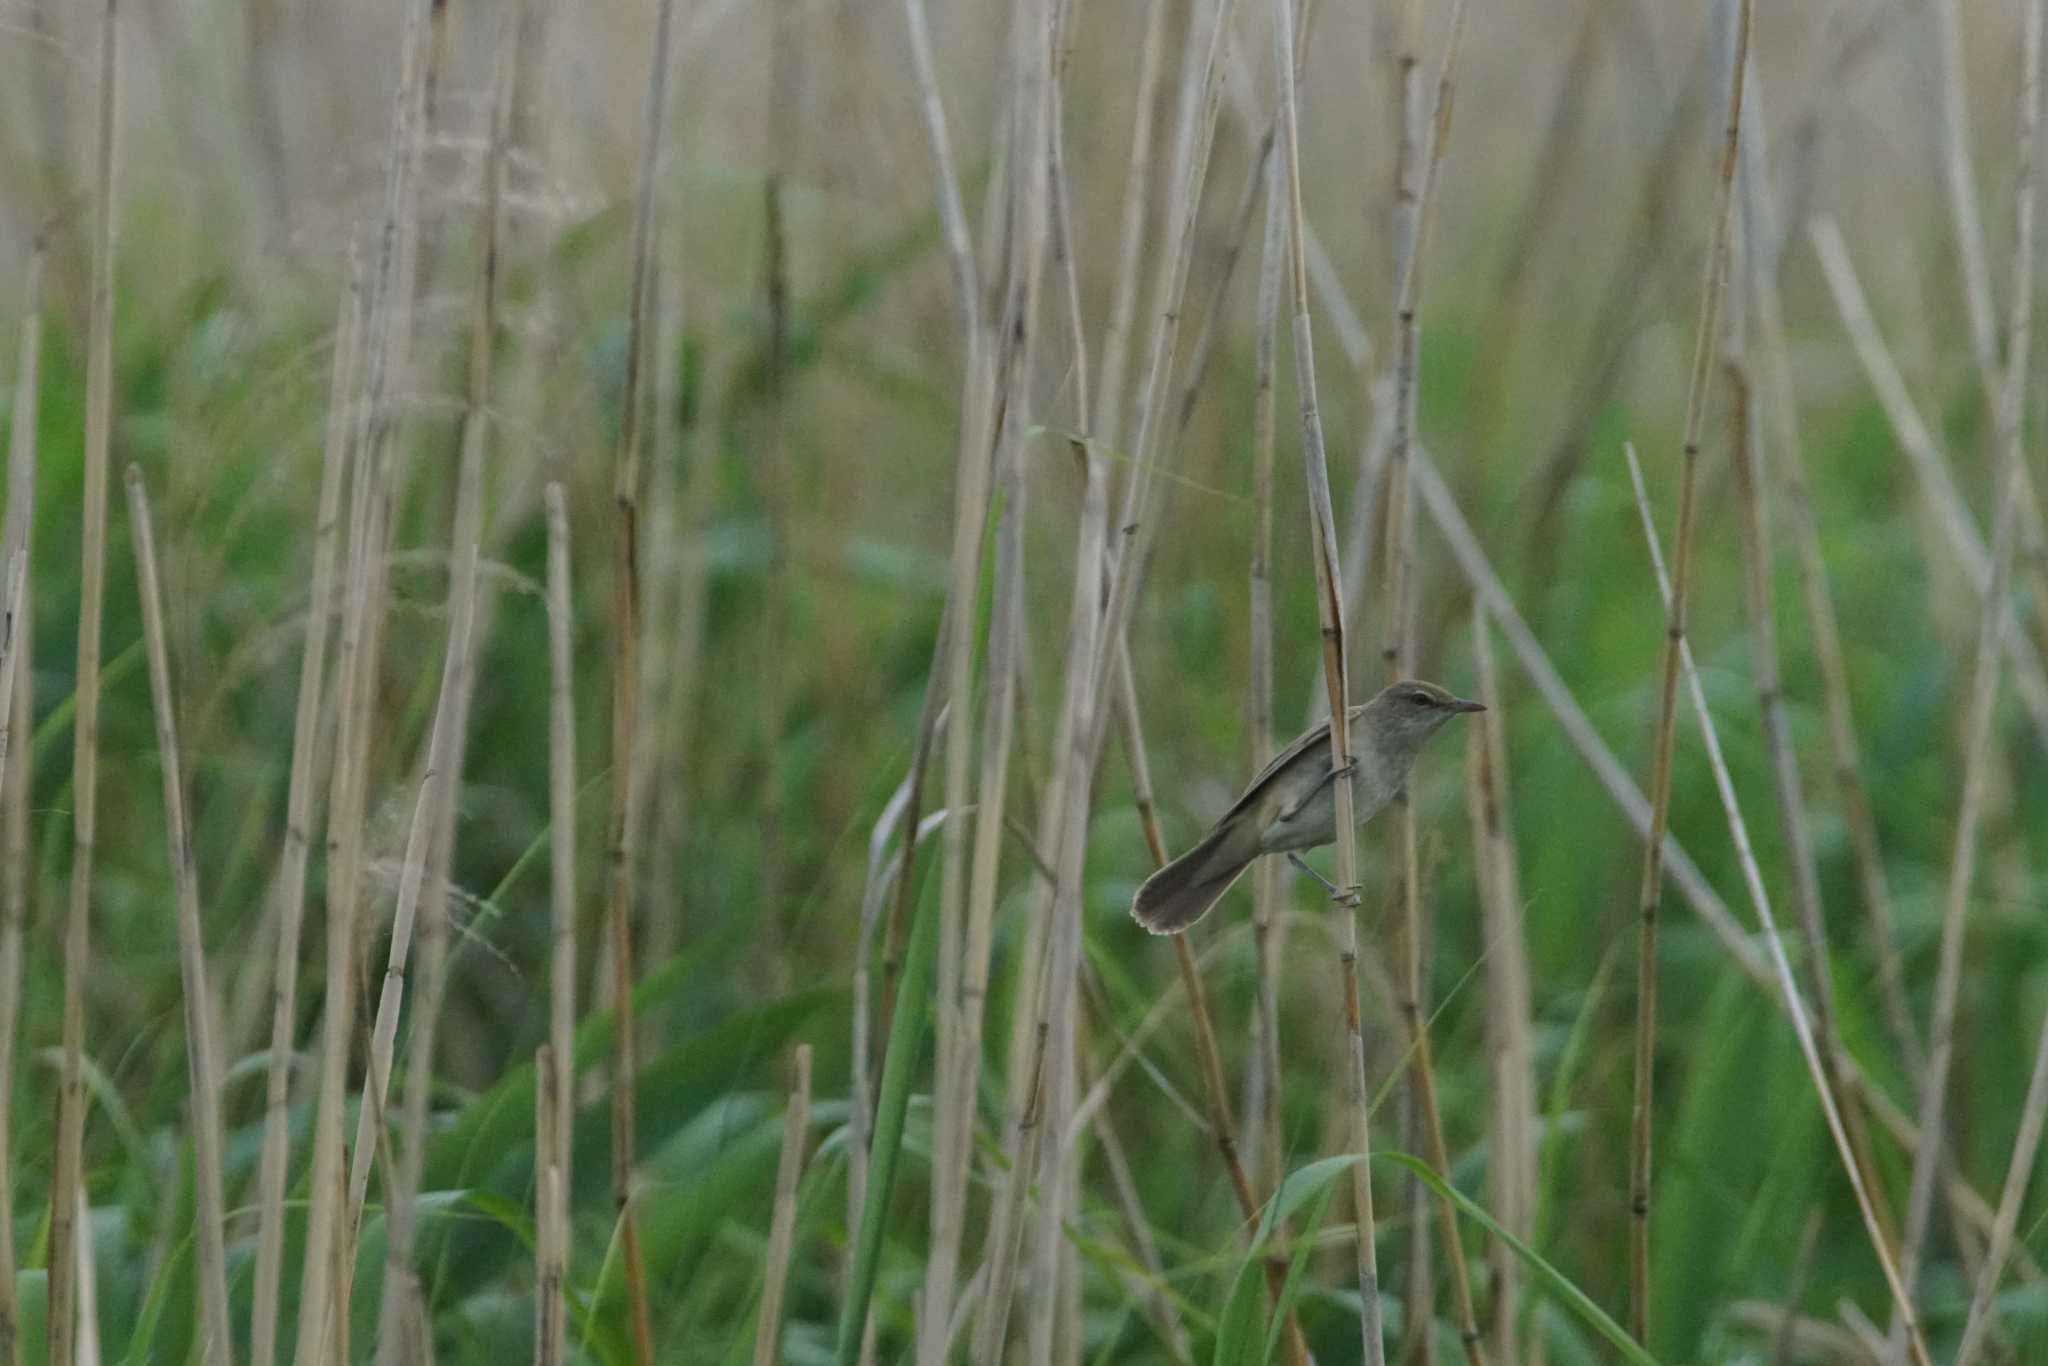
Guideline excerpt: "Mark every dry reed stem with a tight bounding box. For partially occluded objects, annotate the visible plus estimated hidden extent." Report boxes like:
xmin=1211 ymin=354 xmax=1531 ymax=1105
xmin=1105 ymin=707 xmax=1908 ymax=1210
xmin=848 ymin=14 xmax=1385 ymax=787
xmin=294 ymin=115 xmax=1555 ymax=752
xmin=1270 ymin=0 xmax=1385 ymax=1352
xmin=541 ymin=482 xmax=576 ymax=1363
xmin=1952 ymin=988 xmax=2048 ymax=1365
xmin=1466 ymin=610 xmax=1534 ymax=1366
xmin=1896 ymin=0 xmax=2043 ymax=1314
xmin=1725 ymin=354 xmax=1898 ymax=1250
xmin=1743 ymin=196 xmax=1920 ymax=1070
xmin=604 ymin=0 xmax=678 ymax=1358
xmin=1808 ymin=218 xmax=2048 ymax=749
xmin=382 ymin=25 xmax=517 ymax=1356
xmin=1245 ymin=132 xmax=1286 ymax=1192
xmin=1093 ymin=0 xmax=1169 ymax=449
xmin=126 ymin=466 xmax=234 ymax=1366
xmin=49 ymin=6 xmax=119 ymax=1360
xmin=1622 ymin=444 xmax=1932 ymax=1366
xmin=535 ymin=1043 xmax=566 ymax=1366
xmin=294 ymin=0 xmax=434 ymax=1350
xmin=248 ymin=246 xmax=363 ymax=1366
xmin=899 ymin=0 xmax=1005 ymax=1345
xmin=1626 ymin=0 xmax=1751 ymax=1342
xmin=1380 ymin=0 xmax=1485 ymax=1355
xmin=0 ymin=238 xmax=43 ymax=1366
xmin=753 ymin=1045 xmax=814 ymax=1366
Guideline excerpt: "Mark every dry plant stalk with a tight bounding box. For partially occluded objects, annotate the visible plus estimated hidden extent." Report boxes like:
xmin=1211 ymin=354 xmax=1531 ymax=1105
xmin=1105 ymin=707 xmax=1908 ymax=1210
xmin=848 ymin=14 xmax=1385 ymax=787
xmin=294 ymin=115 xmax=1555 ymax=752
xmin=1466 ymin=611 xmax=1535 ymax=1366
xmin=49 ymin=7 xmax=119 ymax=1361
xmin=294 ymin=0 xmax=434 ymax=1352
xmin=1625 ymin=0 xmax=1751 ymax=1342
xmin=383 ymin=26 xmax=518 ymax=1359
xmin=753 ymin=1045 xmax=814 ymax=1366
xmin=535 ymin=1043 xmax=567 ymax=1366
xmin=898 ymin=0 xmax=1001 ymax=1344
xmin=1269 ymin=0 xmax=1385 ymax=1352
xmin=1896 ymin=0 xmax=2043 ymax=1316
xmin=126 ymin=466 xmax=234 ymax=1366
xmin=542 ymin=480 xmax=577 ymax=1362
xmin=604 ymin=0 xmax=678 ymax=1357
xmin=1378 ymin=0 xmax=1484 ymax=1355
xmin=1622 ymin=444 xmax=1932 ymax=1366
xmin=249 ymin=248 xmax=363 ymax=1366
xmin=0 ymin=238 xmax=44 ymax=1366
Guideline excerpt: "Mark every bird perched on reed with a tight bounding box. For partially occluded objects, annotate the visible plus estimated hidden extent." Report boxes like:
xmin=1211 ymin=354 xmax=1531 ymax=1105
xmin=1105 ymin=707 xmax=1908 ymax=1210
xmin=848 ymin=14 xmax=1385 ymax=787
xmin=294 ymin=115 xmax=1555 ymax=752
xmin=1131 ymin=679 xmax=1484 ymax=934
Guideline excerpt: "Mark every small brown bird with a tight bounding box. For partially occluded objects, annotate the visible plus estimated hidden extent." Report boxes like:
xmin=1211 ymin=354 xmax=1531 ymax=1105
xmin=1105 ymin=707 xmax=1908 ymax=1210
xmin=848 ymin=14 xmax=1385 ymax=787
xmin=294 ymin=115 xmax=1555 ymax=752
xmin=1131 ymin=679 xmax=1484 ymax=935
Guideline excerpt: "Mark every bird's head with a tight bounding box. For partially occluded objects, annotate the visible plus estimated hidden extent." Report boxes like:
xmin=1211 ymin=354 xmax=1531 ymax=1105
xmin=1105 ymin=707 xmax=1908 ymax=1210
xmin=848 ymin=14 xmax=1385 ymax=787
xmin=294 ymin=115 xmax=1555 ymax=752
xmin=1362 ymin=679 xmax=1485 ymax=760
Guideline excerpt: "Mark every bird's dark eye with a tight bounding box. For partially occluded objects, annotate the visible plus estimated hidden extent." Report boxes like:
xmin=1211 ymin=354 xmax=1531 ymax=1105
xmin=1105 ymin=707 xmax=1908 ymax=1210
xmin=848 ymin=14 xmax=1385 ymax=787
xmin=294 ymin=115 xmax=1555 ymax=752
xmin=1405 ymin=690 xmax=1432 ymax=706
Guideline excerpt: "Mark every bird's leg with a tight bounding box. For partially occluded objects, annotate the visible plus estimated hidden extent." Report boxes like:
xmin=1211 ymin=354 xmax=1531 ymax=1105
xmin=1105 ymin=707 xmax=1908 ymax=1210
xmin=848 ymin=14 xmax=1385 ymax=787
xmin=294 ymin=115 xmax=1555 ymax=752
xmin=1275 ymin=755 xmax=1357 ymax=824
xmin=1287 ymin=853 xmax=1362 ymax=909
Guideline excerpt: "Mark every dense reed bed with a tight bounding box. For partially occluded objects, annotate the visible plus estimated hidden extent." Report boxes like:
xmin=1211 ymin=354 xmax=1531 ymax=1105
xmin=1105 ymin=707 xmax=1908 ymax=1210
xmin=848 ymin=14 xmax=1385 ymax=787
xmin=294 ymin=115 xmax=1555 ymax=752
xmin=5 ymin=0 xmax=2048 ymax=1362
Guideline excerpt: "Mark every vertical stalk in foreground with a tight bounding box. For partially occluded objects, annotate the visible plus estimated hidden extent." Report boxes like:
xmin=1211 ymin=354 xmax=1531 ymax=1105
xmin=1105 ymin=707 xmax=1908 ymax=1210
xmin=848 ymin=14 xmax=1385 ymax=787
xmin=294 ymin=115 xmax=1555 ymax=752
xmin=1380 ymin=1 xmax=1484 ymax=1356
xmin=49 ymin=8 xmax=119 ymax=1362
xmin=384 ymin=27 xmax=517 ymax=1358
xmin=1897 ymin=0 xmax=2043 ymax=1311
xmin=1625 ymin=0 xmax=1751 ymax=1342
xmin=126 ymin=467 xmax=233 ymax=1366
xmin=250 ymin=250 xmax=363 ymax=1366
xmin=1269 ymin=0 xmax=1382 ymax=1354
xmin=535 ymin=1043 xmax=566 ymax=1366
xmin=1467 ymin=611 xmax=1535 ymax=1365
xmin=0 ymin=239 xmax=44 ymax=1366
xmin=541 ymin=481 xmax=577 ymax=1361
xmin=606 ymin=1 xmax=677 ymax=1360
xmin=752 ymin=1045 xmax=814 ymax=1366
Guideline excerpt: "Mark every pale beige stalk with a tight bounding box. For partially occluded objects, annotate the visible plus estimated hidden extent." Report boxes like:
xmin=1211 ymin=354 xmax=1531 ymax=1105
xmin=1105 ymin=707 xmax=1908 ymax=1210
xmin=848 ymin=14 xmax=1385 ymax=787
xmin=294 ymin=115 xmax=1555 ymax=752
xmin=50 ymin=7 xmax=119 ymax=1360
xmin=752 ymin=1045 xmax=813 ymax=1366
xmin=534 ymin=1043 xmax=566 ymax=1366
xmin=541 ymin=483 xmax=576 ymax=1363
xmin=1270 ymin=0 xmax=1383 ymax=1352
xmin=249 ymin=248 xmax=363 ymax=1366
xmin=126 ymin=466 xmax=234 ymax=1366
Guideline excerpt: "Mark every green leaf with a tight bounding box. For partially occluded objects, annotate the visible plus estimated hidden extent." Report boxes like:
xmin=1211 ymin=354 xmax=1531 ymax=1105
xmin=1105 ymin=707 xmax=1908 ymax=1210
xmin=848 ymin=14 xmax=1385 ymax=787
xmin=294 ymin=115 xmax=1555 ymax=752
xmin=836 ymin=843 xmax=940 ymax=1363
xmin=1378 ymin=1152 xmax=1661 ymax=1366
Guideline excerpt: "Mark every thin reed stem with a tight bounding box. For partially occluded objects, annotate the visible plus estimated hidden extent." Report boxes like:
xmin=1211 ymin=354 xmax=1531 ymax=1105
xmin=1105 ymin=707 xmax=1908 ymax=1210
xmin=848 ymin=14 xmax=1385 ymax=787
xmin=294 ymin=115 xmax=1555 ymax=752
xmin=535 ymin=1043 xmax=566 ymax=1366
xmin=1270 ymin=0 xmax=1385 ymax=1352
xmin=1623 ymin=443 xmax=1932 ymax=1366
xmin=1626 ymin=1 xmax=1751 ymax=1342
xmin=541 ymin=482 xmax=576 ymax=1363
xmin=0 ymin=238 xmax=43 ymax=1366
xmin=753 ymin=1045 xmax=814 ymax=1366
xmin=250 ymin=246 xmax=363 ymax=1366
xmin=50 ymin=7 xmax=119 ymax=1361
xmin=126 ymin=465 xmax=234 ymax=1366
xmin=604 ymin=0 xmax=678 ymax=1358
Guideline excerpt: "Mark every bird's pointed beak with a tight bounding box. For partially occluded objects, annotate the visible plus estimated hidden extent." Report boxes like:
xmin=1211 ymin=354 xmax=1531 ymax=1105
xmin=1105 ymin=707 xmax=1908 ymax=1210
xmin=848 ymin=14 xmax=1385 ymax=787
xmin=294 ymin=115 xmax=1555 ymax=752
xmin=1451 ymin=696 xmax=1486 ymax=714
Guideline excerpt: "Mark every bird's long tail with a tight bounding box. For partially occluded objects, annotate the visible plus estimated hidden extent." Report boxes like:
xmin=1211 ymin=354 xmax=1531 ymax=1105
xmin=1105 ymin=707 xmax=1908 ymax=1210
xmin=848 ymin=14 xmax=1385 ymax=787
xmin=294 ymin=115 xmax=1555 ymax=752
xmin=1131 ymin=822 xmax=1256 ymax=935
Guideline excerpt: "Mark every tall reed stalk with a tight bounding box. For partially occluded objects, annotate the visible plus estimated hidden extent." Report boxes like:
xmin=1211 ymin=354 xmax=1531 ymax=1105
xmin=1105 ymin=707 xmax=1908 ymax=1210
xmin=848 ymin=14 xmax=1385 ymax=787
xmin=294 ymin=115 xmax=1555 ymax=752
xmin=293 ymin=0 xmax=432 ymax=1351
xmin=1625 ymin=0 xmax=1750 ymax=1342
xmin=603 ymin=0 xmax=677 ymax=1357
xmin=126 ymin=466 xmax=234 ymax=1366
xmin=0 ymin=238 xmax=43 ymax=1366
xmin=540 ymin=478 xmax=576 ymax=1361
xmin=249 ymin=247 xmax=363 ymax=1366
xmin=1270 ymin=0 xmax=1385 ymax=1352
xmin=49 ymin=7 xmax=119 ymax=1360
